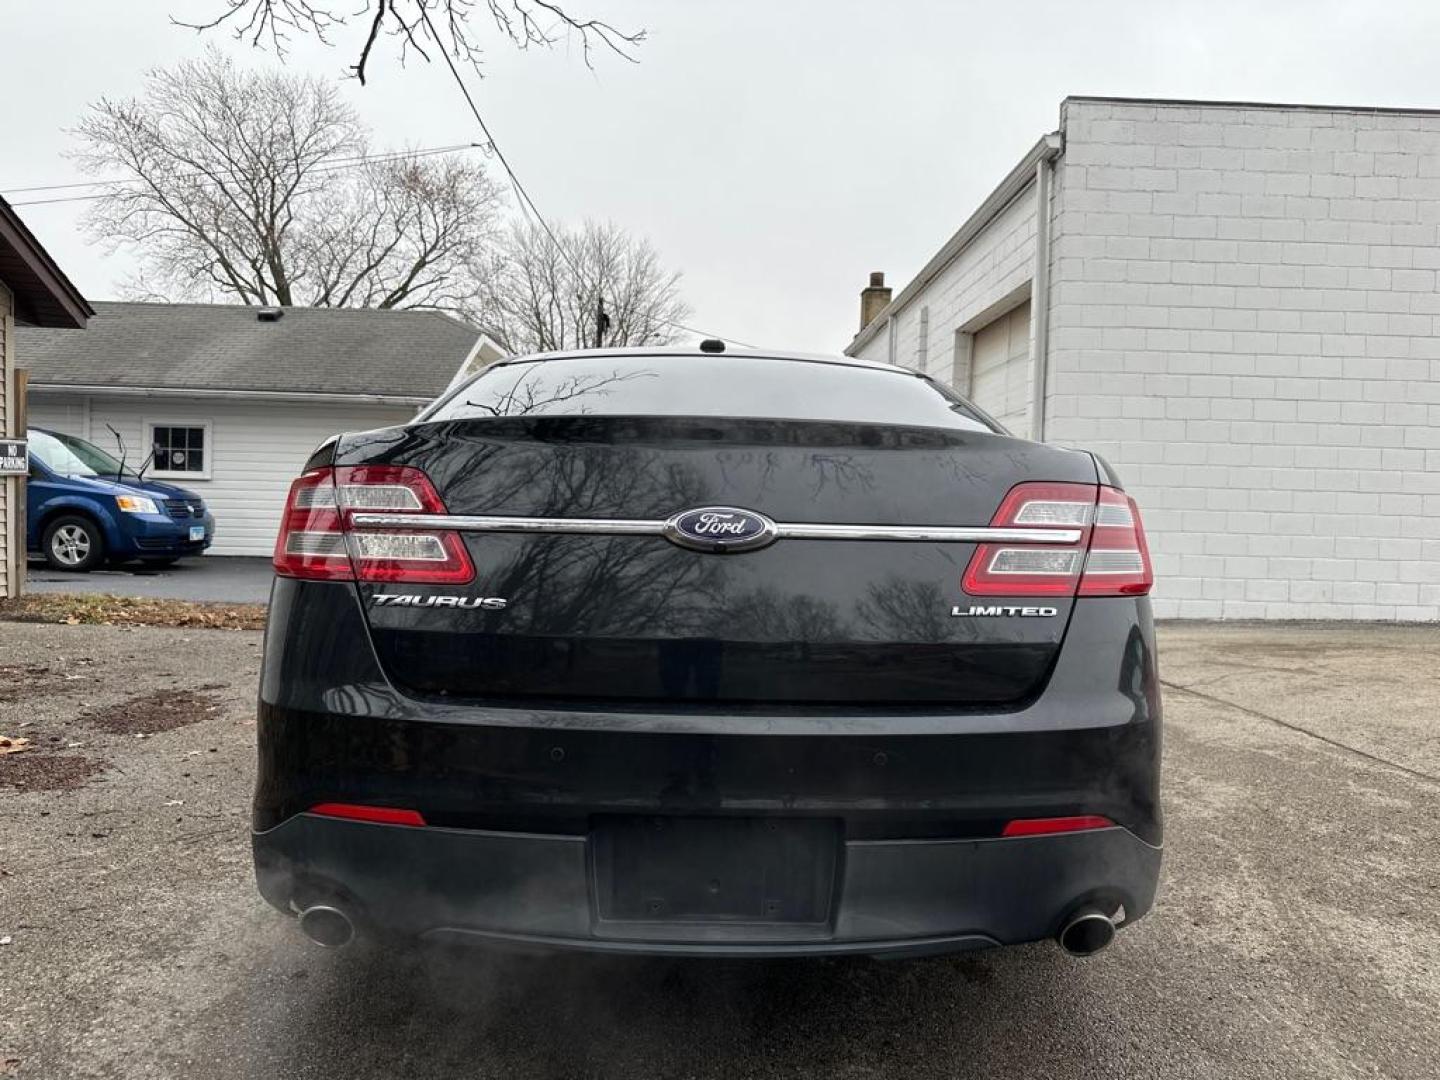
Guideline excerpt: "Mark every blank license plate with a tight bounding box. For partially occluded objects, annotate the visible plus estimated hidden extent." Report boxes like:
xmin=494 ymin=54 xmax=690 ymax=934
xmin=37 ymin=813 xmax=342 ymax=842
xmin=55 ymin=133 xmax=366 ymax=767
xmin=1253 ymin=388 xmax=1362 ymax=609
xmin=189 ymin=526 xmax=206 ymax=541
xmin=592 ymin=816 xmax=839 ymax=924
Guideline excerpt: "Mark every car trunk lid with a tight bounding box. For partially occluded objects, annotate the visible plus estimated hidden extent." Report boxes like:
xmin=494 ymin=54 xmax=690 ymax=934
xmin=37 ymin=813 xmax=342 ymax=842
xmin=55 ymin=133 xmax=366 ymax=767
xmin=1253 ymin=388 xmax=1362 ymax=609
xmin=336 ymin=414 xmax=1098 ymax=706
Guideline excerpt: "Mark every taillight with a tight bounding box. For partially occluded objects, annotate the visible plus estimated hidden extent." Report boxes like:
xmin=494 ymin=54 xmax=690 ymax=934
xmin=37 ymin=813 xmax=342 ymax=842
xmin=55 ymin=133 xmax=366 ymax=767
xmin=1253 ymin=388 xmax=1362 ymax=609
xmin=334 ymin=465 xmax=474 ymax=584
xmin=273 ymin=464 xmax=474 ymax=584
xmin=273 ymin=468 xmax=351 ymax=580
xmin=963 ymin=482 xmax=1094 ymax=596
xmin=962 ymin=481 xmax=1153 ymax=598
xmin=1076 ymin=486 xmax=1153 ymax=597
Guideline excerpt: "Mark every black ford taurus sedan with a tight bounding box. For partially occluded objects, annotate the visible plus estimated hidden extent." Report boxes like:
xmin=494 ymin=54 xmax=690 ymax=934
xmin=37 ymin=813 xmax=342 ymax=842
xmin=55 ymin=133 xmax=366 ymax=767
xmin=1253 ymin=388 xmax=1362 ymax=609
xmin=254 ymin=346 xmax=1161 ymax=959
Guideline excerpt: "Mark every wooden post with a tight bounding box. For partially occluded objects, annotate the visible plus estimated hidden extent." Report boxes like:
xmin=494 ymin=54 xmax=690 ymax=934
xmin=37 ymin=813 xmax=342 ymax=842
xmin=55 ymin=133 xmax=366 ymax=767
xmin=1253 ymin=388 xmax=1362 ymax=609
xmin=13 ymin=366 xmax=25 ymax=596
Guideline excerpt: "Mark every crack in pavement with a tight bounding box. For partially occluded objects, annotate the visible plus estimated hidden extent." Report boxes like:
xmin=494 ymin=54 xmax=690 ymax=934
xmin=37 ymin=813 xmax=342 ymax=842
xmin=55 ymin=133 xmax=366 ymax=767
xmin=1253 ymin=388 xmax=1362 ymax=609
xmin=1161 ymin=679 xmax=1440 ymax=787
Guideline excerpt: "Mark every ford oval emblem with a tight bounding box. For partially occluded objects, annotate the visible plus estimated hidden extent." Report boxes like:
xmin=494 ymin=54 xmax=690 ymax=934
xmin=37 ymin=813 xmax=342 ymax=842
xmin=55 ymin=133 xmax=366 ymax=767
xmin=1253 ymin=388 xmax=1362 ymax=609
xmin=664 ymin=506 xmax=778 ymax=553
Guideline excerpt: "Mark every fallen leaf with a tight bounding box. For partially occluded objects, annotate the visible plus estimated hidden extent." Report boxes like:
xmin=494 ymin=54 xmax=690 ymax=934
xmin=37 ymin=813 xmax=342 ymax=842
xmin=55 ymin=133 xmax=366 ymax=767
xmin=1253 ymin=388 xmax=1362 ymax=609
xmin=0 ymin=737 xmax=31 ymax=756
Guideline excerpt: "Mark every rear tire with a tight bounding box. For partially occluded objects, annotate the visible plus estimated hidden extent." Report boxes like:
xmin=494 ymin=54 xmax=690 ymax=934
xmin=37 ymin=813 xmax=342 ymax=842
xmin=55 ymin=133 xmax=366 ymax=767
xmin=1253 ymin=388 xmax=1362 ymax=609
xmin=42 ymin=515 xmax=105 ymax=572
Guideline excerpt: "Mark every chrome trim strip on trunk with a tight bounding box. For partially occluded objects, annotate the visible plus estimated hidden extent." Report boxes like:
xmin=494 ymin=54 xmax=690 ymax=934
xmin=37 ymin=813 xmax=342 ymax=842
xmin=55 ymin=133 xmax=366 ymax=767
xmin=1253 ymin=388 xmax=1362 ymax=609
xmin=774 ymin=523 xmax=1080 ymax=543
xmin=348 ymin=512 xmax=1083 ymax=545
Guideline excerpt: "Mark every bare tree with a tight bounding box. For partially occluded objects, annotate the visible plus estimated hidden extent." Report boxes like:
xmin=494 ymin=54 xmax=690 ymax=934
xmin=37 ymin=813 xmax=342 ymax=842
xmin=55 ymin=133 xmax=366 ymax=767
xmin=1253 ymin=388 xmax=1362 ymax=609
xmin=176 ymin=0 xmax=644 ymax=85
xmin=74 ymin=48 xmax=505 ymax=310
xmin=479 ymin=219 xmax=691 ymax=354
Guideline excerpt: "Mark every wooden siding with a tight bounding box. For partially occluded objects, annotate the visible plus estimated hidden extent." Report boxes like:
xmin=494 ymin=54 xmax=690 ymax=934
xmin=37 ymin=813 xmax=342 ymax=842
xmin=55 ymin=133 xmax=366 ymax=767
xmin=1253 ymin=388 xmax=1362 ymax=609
xmin=28 ymin=394 xmax=416 ymax=556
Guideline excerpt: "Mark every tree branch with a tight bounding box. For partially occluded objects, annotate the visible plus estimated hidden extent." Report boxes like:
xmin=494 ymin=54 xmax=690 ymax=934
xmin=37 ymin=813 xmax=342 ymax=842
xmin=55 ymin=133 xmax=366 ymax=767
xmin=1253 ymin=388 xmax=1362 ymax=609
xmin=174 ymin=0 xmax=644 ymax=82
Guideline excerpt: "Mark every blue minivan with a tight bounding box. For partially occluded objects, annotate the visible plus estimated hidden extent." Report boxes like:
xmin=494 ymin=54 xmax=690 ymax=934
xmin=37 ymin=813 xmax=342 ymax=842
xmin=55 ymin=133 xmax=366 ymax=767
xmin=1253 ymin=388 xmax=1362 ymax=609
xmin=26 ymin=428 xmax=215 ymax=571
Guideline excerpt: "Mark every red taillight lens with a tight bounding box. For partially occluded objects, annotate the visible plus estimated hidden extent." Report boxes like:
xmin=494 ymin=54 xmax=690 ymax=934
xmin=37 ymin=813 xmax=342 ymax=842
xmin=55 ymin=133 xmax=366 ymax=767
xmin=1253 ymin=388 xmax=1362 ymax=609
xmin=1000 ymin=815 xmax=1115 ymax=837
xmin=309 ymin=802 xmax=427 ymax=827
xmin=962 ymin=481 xmax=1154 ymax=598
xmin=963 ymin=481 xmax=1095 ymax=596
xmin=273 ymin=464 xmax=474 ymax=584
xmin=273 ymin=468 xmax=352 ymax=580
xmin=1076 ymin=487 xmax=1153 ymax=597
xmin=333 ymin=465 xmax=474 ymax=585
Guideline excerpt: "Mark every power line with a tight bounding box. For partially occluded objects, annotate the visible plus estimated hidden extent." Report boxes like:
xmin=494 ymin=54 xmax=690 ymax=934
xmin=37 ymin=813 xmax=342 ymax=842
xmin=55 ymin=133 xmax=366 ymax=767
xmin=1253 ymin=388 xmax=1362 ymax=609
xmin=658 ymin=319 xmax=756 ymax=349
xmin=5 ymin=143 xmax=481 ymax=207
xmin=415 ymin=5 xmax=754 ymax=350
xmin=418 ymin=7 xmax=575 ymax=276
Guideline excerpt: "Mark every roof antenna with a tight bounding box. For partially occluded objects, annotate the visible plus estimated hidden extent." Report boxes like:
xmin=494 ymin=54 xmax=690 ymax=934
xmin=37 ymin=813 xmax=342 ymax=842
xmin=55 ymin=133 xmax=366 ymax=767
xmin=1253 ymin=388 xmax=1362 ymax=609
xmin=699 ymin=339 xmax=726 ymax=353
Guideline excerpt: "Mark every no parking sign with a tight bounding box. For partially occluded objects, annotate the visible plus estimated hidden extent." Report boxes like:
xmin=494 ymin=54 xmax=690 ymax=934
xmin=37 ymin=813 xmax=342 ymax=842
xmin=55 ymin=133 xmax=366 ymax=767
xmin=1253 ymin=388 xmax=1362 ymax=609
xmin=0 ymin=439 xmax=26 ymax=475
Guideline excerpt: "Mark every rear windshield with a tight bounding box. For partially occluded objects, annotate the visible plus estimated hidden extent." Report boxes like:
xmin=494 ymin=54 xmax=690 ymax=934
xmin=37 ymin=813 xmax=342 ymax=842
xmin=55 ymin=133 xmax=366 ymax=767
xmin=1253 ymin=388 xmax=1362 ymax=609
xmin=422 ymin=355 xmax=996 ymax=431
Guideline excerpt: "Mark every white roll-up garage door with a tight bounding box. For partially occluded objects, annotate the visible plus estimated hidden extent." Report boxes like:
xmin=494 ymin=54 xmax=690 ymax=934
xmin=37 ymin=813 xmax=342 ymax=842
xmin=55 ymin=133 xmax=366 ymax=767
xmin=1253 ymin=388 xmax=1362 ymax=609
xmin=969 ymin=300 xmax=1031 ymax=434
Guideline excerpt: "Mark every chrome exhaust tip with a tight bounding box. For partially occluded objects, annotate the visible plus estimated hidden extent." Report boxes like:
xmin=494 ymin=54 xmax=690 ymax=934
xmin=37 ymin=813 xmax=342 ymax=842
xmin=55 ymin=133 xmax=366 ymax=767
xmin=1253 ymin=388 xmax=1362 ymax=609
xmin=297 ymin=904 xmax=355 ymax=949
xmin=1056 ymin=908 xmax=1115 ymax=957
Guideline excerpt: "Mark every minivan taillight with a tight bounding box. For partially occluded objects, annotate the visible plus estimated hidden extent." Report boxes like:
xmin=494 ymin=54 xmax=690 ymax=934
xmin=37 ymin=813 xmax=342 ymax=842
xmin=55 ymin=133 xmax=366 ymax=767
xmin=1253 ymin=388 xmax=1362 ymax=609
xmin=962 ymin=481 xmax=1153 ymax=598
xmin=272 ymin=465 xmax=474 ymax=584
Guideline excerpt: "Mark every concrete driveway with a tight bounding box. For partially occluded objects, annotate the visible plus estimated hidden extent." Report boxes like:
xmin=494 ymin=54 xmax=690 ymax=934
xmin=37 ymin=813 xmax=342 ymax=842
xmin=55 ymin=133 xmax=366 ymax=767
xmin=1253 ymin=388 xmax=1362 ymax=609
xmin=1 ymin=621 xmax=1437 ymax=1079
xmin=25 ymin=555 xmax=273 ymax=604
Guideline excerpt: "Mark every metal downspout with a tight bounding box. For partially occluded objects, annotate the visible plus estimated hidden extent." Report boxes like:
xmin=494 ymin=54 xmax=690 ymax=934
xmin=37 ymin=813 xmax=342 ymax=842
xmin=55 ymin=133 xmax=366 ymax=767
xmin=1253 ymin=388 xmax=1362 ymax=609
xmin=1030 ymin=132 xmax=1063 ymax=442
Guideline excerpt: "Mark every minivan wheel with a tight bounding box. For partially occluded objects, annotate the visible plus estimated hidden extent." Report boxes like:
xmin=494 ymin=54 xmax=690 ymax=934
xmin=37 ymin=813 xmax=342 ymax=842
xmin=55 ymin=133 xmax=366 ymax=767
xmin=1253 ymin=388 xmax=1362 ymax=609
xmin=42 ymin=515 xmax=104 ymax=572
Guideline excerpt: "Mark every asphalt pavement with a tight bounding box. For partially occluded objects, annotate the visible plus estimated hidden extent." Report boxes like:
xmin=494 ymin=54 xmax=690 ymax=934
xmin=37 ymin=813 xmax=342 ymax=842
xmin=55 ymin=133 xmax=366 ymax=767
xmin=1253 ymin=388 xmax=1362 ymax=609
xmin=1 ymin=620 xmax=1437 ymax=1079
xmin=24 ymin=555 xmax=274 ymax=604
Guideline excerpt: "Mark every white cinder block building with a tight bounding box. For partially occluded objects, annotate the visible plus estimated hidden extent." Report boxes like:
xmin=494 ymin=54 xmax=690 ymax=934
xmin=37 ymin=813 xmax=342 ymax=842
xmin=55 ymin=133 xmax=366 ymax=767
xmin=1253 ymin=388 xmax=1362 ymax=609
xmin=848 ymin=96 xmax=1440 ymax=621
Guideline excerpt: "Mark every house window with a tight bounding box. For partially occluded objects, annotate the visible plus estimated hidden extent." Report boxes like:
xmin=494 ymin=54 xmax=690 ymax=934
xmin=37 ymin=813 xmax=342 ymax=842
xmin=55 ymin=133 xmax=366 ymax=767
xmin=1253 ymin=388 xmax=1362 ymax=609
xmin=146 ymin=421 xmax=211 ymax=479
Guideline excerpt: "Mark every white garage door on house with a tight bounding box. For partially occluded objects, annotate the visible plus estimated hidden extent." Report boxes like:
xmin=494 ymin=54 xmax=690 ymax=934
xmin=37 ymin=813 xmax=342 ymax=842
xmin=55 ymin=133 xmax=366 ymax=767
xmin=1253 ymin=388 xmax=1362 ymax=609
xmin=968 ymin=300 xmax=1031 ymax=433
xmin=27 ymin=394 xmax=415 ymax=556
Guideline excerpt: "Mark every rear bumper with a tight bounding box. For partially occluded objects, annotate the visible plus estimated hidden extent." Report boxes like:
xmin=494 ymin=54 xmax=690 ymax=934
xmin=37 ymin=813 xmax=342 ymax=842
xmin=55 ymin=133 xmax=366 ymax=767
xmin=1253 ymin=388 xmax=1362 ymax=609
xmin=255 ymin=579 xmax=1163 ymax=956
xmin=254 ymin=814 xmax=1160 ymax=957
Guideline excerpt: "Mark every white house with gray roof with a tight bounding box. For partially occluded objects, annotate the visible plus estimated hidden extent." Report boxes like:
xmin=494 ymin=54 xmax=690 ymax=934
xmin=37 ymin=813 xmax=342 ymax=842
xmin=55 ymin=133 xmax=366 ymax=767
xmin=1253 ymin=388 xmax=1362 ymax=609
xmin=19 ymin=301 xmax=504 ymax=556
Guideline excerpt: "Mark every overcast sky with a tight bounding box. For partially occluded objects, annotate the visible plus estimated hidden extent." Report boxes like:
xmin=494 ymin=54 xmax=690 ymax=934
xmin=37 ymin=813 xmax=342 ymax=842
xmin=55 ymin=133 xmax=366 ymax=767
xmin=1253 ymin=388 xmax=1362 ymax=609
xmin=5 ymin=0 xmax=1440 ymax=352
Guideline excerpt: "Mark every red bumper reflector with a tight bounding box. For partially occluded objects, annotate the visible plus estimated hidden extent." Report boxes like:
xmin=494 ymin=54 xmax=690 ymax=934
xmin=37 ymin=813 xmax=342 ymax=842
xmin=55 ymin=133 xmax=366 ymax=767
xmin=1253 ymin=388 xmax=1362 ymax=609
xmin=1001 ymin=815 xmax=1115 ymax=837
xmin=309 ymin=803 xmax=427 ymax=827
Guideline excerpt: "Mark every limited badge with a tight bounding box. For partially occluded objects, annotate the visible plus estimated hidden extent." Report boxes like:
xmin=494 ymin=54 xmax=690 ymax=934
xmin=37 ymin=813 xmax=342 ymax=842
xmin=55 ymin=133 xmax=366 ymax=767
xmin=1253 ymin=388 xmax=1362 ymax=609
xmin=951 ymin=605 xmax=1059 ymax=617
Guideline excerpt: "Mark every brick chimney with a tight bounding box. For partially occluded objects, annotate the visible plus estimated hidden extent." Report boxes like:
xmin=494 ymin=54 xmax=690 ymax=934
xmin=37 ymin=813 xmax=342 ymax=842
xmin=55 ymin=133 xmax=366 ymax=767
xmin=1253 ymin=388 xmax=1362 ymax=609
xmin=859 ymin=271 xmax=892 ymax=331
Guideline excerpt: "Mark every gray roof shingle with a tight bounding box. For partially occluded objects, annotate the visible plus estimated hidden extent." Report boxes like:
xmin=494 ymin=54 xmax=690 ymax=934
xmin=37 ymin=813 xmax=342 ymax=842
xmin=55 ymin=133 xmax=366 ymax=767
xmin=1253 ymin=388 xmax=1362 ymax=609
xmin=16 ymin=301 xmax=481 ymax=399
